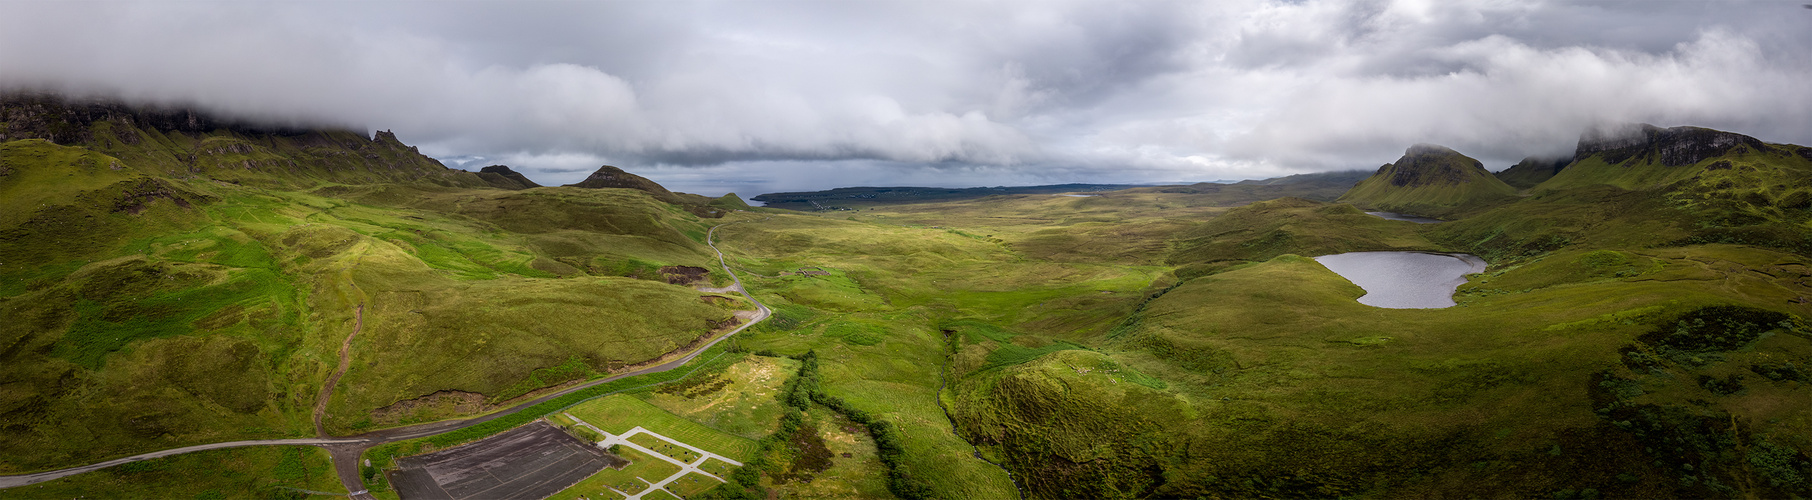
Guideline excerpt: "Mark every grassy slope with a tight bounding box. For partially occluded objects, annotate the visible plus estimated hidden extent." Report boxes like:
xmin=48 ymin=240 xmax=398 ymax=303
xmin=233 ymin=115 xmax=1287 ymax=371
xmin=717 ymin=213 xmax=1132 ymax=499
xmin=924 ymin=143 xmax=1812 ymax=497
xmin=0 ymin=124 xmax=741 ymax=471
xmin=947 ymin=245 xmax=1811 ymax=498
xmin=1495 ymin=156 xmax=1570 ymax=189
xmin=710 ymin=149 xmax=1812 ymax=498
xmin=704 ymin=186 xmax=1372 ymax=498
xmin=1165 ymin=197 xmax=1442 ymax=273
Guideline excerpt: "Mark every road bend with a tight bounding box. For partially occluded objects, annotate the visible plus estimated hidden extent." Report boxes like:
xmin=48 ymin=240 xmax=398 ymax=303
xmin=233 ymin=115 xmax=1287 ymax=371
xmin=0 ymin=217 xmax=771 ymax=498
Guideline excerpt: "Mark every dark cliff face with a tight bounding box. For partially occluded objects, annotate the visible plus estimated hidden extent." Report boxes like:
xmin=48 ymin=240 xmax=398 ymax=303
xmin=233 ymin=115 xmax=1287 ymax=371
xmin=1382 ymin=144 xmax=1489 ymax=187
xmin=1576 ymin=124 xmax=1768 ymax=167
xmin=1495 ymin=156 xmax=1573 ymax=189
xmin=0 ymin=91 xmax=492 ymax=189
xmin=0 ymin=91 xmax=350 ymax=144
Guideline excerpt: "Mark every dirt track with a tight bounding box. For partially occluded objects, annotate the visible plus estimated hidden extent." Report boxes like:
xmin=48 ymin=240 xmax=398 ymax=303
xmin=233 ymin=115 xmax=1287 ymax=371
xmin=316 ymin=303 xmax=365 ymax=438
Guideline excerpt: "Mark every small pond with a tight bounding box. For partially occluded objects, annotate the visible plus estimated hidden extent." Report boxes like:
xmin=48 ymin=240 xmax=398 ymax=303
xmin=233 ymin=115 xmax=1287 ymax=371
xmin=1365 ymin=211 xmax=1445 ymax=224
xmin=1313 ymin=252 xmax=1487 ymax=309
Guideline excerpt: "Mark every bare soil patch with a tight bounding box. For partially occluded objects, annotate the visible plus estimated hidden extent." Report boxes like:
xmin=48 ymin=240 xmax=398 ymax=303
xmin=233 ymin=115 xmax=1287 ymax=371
xmin=660 ymin=265 xmax=710 ymax=285
xmin=369 ymin=391 xmax=488 ymax=426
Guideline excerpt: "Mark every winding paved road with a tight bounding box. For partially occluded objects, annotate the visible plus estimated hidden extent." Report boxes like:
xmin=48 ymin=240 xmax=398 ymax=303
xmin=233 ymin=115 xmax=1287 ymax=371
xmin=0 ymin=218 xmax=771 ymax=497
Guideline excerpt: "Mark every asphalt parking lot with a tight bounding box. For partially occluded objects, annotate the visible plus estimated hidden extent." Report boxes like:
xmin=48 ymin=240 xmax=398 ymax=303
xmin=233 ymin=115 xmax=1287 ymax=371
xmin=389 ymin=421 xmax=608 ymax=500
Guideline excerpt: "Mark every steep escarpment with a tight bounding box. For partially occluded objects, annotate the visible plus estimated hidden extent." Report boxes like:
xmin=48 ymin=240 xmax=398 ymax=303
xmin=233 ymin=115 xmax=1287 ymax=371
xmin=1441 ymin=124 xmax=1812 ymax=258
xmin=1539 ymin=124 xmax=1810 ymax=193
xmin=1495 ymin=155 xmax=1572 ymax=189
xmin=1337 ymin=144 xmax=1517 ymax=218
xmin=0 ymin=92 xmax=493 ymax=189
xmin=1573 ymin=123 xmax=1769 ymax=169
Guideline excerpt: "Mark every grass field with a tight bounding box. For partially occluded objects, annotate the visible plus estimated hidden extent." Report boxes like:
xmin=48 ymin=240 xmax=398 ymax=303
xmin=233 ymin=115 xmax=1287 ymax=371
xmin=666 ymin=472 xmax=724 ymax=497
xmin=566 ymin=395 xmax=761 ymax=463
xmin=9 ymin=97 xmax=1812 ymax=500
xmin=640 ymin=489 xmax=681 ymax=500
xmin=699 ymin=457 xmax=737 ymax=477
xmin=8 ymin=446 xmax=341 ymax=499
xmin=0 ymin=130 xmax=751 ymax=469
xmin=629 ymin=433 xmax=702 ymax=464
xmin=547 ymin=447 xmax=677 ymax=499
xmin=719 ymin=171 xmax=1812 ymax=499
xmin=637 ymin=355 xmax=798 ymax=439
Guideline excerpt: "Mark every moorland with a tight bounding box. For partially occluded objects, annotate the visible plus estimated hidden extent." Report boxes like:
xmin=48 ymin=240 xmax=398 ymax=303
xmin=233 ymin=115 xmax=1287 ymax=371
xmin=2 ymin=93 xmax=1810 ymax=499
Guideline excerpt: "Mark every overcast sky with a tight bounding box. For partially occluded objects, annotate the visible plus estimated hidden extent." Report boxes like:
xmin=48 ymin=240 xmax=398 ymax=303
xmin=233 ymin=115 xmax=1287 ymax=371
xmin=4 ymin=1 xmax=1810 ymax=196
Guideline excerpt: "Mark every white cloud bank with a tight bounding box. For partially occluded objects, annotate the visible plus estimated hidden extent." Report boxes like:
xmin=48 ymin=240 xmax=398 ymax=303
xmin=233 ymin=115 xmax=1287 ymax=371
xmin=2 ymin=0 xmax=1808 ymax=193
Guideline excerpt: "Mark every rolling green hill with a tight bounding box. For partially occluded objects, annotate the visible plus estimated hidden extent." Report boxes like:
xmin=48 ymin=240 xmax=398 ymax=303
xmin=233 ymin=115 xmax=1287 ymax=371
xmin=0 ymin=93 xmax=750 ymax=473
xmin=1164 ymin=197 xmax=1441 ymax=275
xmin=1337 ymin=144 xmax=1518 ymax=217
xmin=7 ymin=92 xmax=1812 ymax=500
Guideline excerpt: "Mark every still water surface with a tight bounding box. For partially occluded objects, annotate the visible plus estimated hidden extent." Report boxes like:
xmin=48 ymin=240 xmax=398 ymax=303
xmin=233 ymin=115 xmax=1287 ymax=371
xmin=1313 ymin=252 xmax=1486 ymax=309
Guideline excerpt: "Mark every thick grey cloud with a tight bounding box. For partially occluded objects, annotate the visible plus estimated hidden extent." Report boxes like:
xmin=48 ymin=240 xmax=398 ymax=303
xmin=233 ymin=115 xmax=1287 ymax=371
xmin=3 ymin=0 xmax=1808 ymax=194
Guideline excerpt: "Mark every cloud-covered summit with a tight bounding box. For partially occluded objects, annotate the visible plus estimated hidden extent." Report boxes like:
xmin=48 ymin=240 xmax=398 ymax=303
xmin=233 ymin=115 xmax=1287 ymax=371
xmin=3 ymin=0 xmax=1808 ymax=195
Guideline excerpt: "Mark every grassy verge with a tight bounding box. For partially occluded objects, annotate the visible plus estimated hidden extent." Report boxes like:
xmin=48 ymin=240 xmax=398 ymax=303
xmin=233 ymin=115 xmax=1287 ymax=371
xmin=362 ymin=345 xmax=740 ymax=471
xmin=12 ymin=446 xmax=340 ymax=499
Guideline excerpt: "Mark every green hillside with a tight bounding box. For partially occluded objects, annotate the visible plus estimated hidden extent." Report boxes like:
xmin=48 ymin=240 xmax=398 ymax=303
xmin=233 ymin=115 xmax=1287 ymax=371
xmin=1338 ymin=144 xmax=1518 ymax=217
xmin=0 ymin=94 xmax=749 ymax=472
xmin=1164 ymin=197 xmax=1441 ymax=275
xmin=6 ymin=92 xmax=1811 ymax=500
xmin=1496 ymin=155 xmax=1571 ymax=189
xmin=746 ymin=128 xmax=1812 ymax=498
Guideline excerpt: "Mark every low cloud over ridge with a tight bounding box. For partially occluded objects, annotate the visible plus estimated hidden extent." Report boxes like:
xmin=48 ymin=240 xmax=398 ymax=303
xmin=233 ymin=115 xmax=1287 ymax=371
xmin=3 ymin=0 xmax=1808 ymax=194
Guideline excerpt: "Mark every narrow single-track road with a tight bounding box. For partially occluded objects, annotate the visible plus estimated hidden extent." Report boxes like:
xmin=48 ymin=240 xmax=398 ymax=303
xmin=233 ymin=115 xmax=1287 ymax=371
xmin=0 ymin=219 xmax=770 ymax=498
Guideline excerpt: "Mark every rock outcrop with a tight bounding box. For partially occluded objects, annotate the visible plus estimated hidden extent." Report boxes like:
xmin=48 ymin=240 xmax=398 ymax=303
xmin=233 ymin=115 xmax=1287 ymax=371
xmin=0 ymin=91 xmax=495 ymax=189
xmin=1575 ymin=123 xmax=1768 ymax=168
xmin=1538 ymin=124 xmax=1801 ymax=192
xmin=476 ymin=165 xmax=541 ymax=190
xmin=1495 ymin=156 xmax=1573 ymax=189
